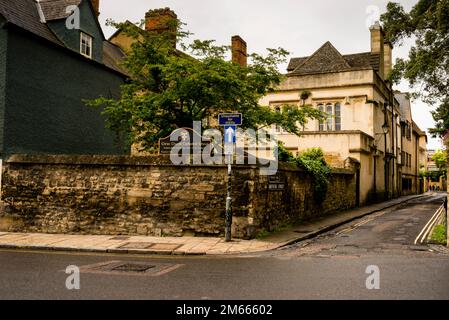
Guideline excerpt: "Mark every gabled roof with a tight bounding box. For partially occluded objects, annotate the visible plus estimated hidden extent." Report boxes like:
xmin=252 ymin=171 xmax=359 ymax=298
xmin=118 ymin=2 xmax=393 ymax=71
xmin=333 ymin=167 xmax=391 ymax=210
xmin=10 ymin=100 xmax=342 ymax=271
xmin=0 ymin=0 xmax=126 ymax=76
xmin=290 ymin=41 xmax=351 ymax=75
xmin=0 ymin=0 xmax=62 ymax=45
xmin=287 ymin=42 xmax=382 ymax=75
xmin=39 ymin=0 xmax=81 ymax=21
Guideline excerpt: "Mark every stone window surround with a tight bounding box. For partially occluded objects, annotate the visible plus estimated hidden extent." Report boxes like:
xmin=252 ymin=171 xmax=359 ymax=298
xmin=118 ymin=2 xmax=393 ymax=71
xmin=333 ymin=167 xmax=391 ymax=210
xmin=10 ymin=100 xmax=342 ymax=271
xmin=317 ymin=102 xmax=342 ymax=132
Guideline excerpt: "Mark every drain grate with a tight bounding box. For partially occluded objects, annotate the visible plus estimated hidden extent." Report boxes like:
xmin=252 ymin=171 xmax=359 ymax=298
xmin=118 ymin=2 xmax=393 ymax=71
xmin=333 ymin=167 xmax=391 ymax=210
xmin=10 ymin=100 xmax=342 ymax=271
xmin=77 ymin=260 xmax=183 ymax=277
xmin=112 ymin=263 xmax=155 ymax=273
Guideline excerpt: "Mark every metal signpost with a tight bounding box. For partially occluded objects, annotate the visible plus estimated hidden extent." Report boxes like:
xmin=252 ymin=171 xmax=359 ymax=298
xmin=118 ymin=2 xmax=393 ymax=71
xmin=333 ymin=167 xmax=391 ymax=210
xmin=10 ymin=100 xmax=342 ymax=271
xmin=219 ymin=113 xmax=242 ymax=242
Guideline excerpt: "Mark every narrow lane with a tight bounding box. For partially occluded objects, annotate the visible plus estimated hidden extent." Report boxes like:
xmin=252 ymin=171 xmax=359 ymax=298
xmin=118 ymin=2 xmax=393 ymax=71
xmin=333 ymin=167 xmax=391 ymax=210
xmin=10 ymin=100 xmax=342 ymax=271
xmin=275 ymin=193 xmax=448 ymax=258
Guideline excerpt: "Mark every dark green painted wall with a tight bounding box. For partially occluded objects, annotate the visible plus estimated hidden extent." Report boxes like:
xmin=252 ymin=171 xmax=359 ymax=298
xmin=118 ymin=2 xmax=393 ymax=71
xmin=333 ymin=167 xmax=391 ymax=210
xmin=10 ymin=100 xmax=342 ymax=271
xmin=0 ymin=20 xmax=7 ymax=153
xmin=47 ymin=0 xmax=103 ymax=62
xmin=2 ymin=28 xmax=126 ymax=156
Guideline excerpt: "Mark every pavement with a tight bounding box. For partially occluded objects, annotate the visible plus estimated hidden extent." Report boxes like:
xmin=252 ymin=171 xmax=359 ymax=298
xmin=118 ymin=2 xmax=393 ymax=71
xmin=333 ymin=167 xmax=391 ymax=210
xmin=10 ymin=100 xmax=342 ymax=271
xmin=0 ymin=193 xmax=431 ymax=256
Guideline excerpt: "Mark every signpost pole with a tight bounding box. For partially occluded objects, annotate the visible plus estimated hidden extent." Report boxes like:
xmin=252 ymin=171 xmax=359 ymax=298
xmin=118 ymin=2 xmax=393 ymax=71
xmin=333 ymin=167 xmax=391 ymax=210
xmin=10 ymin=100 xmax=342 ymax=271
xmin=225 ymin=154 xmax=232 ymax=242
xmin=219 ymin=113 xmax=242 ymax=243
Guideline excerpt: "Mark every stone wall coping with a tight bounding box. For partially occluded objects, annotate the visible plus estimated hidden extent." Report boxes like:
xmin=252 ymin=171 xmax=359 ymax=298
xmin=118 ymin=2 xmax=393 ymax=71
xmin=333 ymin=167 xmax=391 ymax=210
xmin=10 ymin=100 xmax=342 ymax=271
xmin=5 ymin=154 xmax=354 ymax=175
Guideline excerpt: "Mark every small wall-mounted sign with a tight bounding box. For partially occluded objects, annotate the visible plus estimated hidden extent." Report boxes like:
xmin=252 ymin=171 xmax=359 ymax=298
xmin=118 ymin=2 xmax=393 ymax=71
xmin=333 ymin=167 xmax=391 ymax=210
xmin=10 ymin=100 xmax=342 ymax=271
xmin=268 ymin=174 xmax=286 ymax=191
xmin=159 ymin=128 xmax=211 ymax=155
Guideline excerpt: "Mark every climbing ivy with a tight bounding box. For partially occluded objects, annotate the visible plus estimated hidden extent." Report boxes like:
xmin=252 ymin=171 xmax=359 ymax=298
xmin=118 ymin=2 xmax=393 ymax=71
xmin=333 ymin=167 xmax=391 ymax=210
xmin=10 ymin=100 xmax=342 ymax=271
xmin=276 ymin=144 xmax=331 ymax=203
xmin=295 ymin=148 xmax=331 ymax=203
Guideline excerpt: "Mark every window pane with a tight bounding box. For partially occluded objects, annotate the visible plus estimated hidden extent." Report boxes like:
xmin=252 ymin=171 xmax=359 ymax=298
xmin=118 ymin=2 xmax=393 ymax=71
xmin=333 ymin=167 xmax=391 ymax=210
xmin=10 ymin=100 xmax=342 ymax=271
xmin=80 ymin=33 xmax=92 ymax=58
xmin=275 ymin=106 xmax=281 ymax=133
xmin=318 ymin=105 xmax=324 ymax=131
xmin=335 ymin=103 xmax=341 ymax=131
xmin=326 ymin=104 xmax=333 ymax=131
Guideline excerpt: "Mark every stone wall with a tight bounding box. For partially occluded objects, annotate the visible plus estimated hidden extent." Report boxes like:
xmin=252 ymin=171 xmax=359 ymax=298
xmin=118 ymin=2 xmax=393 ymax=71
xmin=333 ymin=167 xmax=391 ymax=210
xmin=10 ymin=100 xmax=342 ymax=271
xmin=0 ymin=155 xmax=356 ymax=239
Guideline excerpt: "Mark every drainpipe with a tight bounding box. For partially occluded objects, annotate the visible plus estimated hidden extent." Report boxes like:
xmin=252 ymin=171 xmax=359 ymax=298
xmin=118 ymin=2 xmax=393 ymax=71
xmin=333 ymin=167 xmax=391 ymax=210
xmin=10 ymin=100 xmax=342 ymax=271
xmin=384 ymin=103 xmax=389 ymax=200
xmin=373 ymin=146 xmax=377 ymax=200
xmin=415 ymin=134 xmax=419 ymax=194
xmin=395 ymin=114 xmax=399 ymax=196
xmin=391 ymin=108 xmax=395 ymax=197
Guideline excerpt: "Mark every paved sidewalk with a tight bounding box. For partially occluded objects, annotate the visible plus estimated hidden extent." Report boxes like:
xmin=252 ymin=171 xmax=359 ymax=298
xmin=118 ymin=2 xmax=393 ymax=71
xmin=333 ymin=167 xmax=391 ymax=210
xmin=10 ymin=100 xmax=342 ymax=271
xmin=0 ymin=194 xmax=427 ymax=256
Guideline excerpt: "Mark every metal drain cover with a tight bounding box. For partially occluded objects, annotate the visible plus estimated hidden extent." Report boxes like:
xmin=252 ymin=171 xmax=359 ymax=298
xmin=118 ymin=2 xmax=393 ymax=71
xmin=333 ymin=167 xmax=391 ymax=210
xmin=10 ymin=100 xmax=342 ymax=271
xmin=78 ymin=261 xmax=183 ymax=276
xmin=112 ymin=263 xmax=155 ymax=273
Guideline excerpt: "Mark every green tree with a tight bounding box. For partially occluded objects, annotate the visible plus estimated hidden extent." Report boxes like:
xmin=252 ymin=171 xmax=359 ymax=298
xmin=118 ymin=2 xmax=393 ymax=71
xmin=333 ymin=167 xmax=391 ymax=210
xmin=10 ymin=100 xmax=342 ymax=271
xmin=88 ymin=19 xmax=323 ymax=152
xmin=432 ymin=149 xmax=448 ymax=177
xmin=380 ymin=0 xmax=449 ymax=139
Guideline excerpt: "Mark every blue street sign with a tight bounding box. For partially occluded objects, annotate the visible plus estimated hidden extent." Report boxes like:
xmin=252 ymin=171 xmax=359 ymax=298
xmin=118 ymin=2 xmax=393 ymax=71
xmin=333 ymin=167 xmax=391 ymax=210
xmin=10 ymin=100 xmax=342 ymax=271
xmin=224 ymin=125 xmax=236 ymax=144
xmin=219 ymin=113 xmax=242 ymax=126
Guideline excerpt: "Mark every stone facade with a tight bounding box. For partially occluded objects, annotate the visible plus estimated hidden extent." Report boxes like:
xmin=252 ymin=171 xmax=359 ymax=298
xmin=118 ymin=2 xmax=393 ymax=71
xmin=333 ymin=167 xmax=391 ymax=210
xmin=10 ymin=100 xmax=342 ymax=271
xmin=0 ymin=155 xmax=356 ymax=239
xmin=259 ymin=22 xmax=428 ymax=204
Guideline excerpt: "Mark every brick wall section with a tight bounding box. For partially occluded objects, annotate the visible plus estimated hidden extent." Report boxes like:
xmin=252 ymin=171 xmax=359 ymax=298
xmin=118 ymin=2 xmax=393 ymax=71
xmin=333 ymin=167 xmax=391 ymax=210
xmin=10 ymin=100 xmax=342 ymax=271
xmin=0 ymin=155 xmax=356 ymax=239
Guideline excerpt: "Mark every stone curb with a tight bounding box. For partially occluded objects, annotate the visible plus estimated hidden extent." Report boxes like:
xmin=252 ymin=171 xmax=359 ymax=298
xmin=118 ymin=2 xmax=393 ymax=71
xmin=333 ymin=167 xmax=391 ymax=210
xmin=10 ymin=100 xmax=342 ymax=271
xmin=0 ymin=195 xmax=426 ymax=256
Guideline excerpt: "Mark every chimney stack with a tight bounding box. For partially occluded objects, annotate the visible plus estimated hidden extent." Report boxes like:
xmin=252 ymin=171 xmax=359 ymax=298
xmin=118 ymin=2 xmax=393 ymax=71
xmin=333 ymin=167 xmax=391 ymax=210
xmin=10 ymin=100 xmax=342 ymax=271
xmin=145 ymin=8 xmax=178 ymax=48
xmin=90 ymin=0 xmax=99 ymax=16
xmin=384 ymin=41 xmax=393 ymax=80
xmin=145 ymin=8 xmax=177 ymax=33
xmin=232 ymin=35 xmax=247 ymax=67
xmin=370 ymin=21 xmax=385 ymax=80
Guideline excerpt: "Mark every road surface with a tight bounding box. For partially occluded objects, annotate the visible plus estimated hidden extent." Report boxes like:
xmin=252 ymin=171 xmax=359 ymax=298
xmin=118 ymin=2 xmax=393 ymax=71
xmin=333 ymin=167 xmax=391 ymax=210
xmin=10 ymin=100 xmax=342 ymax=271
xmin=0 ymin=193 xmax=448 ymax=300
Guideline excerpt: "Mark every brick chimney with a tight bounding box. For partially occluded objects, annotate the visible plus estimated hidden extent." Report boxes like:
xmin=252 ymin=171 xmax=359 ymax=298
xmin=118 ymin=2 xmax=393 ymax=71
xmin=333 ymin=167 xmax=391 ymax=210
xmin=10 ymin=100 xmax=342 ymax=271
xmin=145 ymin=8 xmax=177 ymax=33
xmin=384 ymin=41 xmax=393 ymax=80
xmin=370 ymin=21 xmax=385 ymax=80
xmin=145 ymin=8 xmax=178 ymax=47
xmin=90 ymin=0 xmax=99 ymax=16
xmin=232 ymin=35 xmax=247 ymax=67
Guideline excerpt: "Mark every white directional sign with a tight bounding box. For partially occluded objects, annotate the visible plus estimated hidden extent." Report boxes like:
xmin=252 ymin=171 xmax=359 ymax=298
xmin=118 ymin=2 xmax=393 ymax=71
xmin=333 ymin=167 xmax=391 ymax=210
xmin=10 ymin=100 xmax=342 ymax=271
xmin=224 ymin=125 xmax=236 ymax=144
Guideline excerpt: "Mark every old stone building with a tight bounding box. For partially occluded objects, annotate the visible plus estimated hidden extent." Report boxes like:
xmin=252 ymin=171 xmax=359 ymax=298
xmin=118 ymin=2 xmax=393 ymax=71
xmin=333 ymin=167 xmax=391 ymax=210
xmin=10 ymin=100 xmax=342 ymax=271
xmin=395 ymin=92 xmax=427 ymax=194
xmin=260 ymin=22 xmax=427 ymax=204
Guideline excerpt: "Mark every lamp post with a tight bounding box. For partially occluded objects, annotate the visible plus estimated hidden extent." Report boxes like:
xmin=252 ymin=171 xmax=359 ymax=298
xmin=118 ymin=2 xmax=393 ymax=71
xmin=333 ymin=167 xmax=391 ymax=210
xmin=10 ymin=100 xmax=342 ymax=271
xmin=373 ymin=121 xmax=390 ymax=201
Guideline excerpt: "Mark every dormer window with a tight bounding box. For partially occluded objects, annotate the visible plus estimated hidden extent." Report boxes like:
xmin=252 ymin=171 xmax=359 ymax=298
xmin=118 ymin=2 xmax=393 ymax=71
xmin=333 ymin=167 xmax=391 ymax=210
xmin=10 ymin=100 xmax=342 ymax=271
xmin=80 ymin=32 xmax=93 ymax=59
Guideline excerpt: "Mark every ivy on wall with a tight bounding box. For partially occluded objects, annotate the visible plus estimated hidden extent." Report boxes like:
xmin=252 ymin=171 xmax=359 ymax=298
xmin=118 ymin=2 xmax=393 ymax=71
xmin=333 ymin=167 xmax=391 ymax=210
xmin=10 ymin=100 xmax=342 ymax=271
xmin=277 ymin=144 xmax=331 ymax=203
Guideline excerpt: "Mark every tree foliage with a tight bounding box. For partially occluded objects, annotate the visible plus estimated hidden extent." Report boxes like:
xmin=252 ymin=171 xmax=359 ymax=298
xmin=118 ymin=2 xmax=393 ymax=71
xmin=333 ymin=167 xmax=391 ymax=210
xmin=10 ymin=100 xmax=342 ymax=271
xmin=381 ymin=0 xmax=449 ymax=139
xmin=296 ymin=148 xmax=331 ymax=203
xmin=432 ymin=149 xmax=448 ymax=174
xmin=276 ymin=144 xmax=331 ymax=203
xmin=88 ymin=19 xmax=323 ymax=151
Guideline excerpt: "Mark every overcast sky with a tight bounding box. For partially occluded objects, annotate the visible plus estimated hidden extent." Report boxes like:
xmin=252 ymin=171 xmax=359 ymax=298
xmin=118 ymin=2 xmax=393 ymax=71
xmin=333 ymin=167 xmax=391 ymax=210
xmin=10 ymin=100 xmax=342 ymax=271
xmin=98 ymin=0 xmax=442 ymax=150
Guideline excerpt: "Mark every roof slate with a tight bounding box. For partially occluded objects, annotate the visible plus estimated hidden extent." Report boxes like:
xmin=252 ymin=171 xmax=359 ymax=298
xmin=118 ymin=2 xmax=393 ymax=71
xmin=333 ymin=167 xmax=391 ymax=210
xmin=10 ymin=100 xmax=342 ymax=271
xmin=291 ymin=41 xmax=351 ymax=75
xmin=287 ymin=42 xmax=381 ymax=75
xmin=39 ymin=0 xmax=82 ymax=21
xmin=0 ymin=0 xmax=62 ymax=45
xmin=103 ymin=41 xmax=128 ymax=75
xmin=0 ymin=0 xmax=126 ymax=76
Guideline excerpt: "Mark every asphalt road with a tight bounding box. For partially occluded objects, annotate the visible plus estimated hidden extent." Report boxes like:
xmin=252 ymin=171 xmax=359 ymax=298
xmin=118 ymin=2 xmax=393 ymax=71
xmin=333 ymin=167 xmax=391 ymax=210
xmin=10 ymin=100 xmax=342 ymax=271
xmin=0 ymin=193 xmax=448 ymax=300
